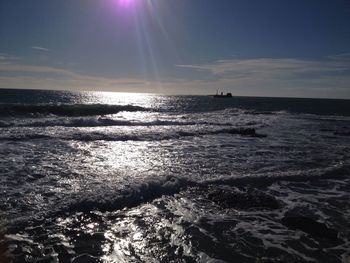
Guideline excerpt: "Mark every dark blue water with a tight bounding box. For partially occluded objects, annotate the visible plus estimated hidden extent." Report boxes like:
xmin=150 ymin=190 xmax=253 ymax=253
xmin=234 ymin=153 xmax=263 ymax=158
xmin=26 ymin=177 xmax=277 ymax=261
xmin=0 ymin=88 xmax=349 ymax=115
xmin=1 ymin=89 xmax=350 ymax=262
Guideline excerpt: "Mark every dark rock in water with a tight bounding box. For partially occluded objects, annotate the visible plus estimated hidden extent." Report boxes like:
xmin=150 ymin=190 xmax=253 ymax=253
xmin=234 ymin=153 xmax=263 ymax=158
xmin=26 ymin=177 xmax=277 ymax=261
xmin=334 ymin=130 xmax=350 ymax=136
xmin=238 ymin=128 xmax=256 ymax=136
xmin=207 ymin=187 xmax=280 ymax=210
xmin=177 ymin=128 xmax=267 ymax=138
xmin=72 ymin=254 xmax=98 ymax=263
xmin=320 ymin=128 xmax=333 ymax=132
xmin=281 ymin=216 xmax=338 ymax=240
xmin=244 ymin=110 xmax=274 ymax=115
xmin=225 ymin=128 xmax=267 ymax=138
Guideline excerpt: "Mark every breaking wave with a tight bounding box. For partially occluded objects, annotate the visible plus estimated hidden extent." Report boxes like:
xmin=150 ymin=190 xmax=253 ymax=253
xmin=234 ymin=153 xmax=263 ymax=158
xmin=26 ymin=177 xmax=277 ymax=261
xmin=0 ymin=127 xmax=263 ymax=142
xmin=0 ymin=103 xmax=149 ymax=117
xmin=204 ymin=164 xmax=350 ymax=187
xmin=68 ymin=164 xmax=350 ymax=214
xmin=0 ymin=118 xmax=233 ymax=128
xmin=6 ymin=163 xmax=348 ymax=226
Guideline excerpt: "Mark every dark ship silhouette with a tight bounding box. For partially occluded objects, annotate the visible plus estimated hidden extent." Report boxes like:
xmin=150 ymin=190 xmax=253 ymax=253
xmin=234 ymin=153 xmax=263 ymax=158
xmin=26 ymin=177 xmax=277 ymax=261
xmin=213 ymin=90 xmax=232 ymax=98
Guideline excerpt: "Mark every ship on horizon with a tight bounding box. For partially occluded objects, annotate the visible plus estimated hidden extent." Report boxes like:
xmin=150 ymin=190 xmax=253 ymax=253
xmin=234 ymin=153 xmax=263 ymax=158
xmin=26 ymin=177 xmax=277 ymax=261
xmin=213 ymin=90 xmax=233 ymax=98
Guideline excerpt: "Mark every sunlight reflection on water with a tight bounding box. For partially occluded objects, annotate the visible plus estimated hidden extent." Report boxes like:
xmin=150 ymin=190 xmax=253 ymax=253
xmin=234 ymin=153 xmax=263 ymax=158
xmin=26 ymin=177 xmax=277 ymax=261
xmin=2 ymin=90 xmax=350 ymax=262
xmin=83 ymin=91 xmax=164 ymax=108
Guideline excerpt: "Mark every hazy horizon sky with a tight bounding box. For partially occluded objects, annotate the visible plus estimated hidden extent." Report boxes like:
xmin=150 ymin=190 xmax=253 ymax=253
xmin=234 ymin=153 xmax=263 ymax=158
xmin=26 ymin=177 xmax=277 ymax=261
xmin=1 ymin=0 xmax=350 ymax=98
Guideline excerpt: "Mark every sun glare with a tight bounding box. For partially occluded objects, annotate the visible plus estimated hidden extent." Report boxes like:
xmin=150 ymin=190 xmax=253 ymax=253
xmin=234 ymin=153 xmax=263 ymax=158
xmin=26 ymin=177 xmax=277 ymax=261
xmin=118 ymin=0 xmax=135 ymax=7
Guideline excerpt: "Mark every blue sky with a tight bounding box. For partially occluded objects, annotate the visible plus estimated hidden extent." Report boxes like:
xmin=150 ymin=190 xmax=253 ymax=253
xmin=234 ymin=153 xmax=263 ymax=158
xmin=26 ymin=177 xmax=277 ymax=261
xmin=0 ymin=0 xmax=350 ymax=98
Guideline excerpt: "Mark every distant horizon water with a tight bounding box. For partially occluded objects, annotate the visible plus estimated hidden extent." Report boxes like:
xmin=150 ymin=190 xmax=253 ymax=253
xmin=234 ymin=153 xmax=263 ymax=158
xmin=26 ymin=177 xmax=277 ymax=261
xmin=1 ymin=87 xmax=350 ymax=101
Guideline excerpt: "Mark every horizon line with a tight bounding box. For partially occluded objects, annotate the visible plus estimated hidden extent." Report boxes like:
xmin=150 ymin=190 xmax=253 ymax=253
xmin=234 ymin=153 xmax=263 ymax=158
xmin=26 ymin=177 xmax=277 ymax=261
xmin=0 ymin=87 xmax=349 ymax=101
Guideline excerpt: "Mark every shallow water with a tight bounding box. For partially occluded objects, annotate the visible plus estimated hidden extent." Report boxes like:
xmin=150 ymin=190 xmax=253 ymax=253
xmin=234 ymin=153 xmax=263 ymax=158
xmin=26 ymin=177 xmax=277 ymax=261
xmin=0 ymin=89 xmax=350 ymax=262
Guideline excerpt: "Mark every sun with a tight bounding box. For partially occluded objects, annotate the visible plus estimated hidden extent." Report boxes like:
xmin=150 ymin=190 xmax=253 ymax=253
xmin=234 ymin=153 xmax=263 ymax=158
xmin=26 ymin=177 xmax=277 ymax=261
xmin=119 ymin=0 xmax=136 ymax=7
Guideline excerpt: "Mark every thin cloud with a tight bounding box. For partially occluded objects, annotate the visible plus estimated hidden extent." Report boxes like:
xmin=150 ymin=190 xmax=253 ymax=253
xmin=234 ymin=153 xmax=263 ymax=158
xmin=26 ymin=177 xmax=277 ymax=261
xmin=0 ymin=63 xmax=149 ymax=85
xmin=30 ymin=46 xmax=50 ymax=52
xmin=0 ymin=58 xmax=350 ymax=98
xmin=0 ymin=53 xmax=20 ymax=62
xmin=175 ymin=57 xmax=350 ymax=98
xmin=176 ymin=58 xmax=349 ymax=77
xmin=0 ymin=64 xmax=76 ymax=76
xmin=0 ymin=63 xmax=154 ymax=92
xmin=327 ymin=52 xmax=350 ymax=60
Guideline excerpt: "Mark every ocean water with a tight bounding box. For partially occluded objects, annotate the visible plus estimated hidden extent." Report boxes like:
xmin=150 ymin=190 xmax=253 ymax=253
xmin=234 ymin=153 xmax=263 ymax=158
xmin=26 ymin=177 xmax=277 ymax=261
xmin=0 ymin=89 xmax=350 ymax=263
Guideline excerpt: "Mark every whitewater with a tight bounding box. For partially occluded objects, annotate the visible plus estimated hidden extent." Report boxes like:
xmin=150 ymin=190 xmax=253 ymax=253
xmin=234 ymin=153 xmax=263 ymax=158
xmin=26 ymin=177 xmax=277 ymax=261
xmin=0 ymin=89 xmax=350 ymax=263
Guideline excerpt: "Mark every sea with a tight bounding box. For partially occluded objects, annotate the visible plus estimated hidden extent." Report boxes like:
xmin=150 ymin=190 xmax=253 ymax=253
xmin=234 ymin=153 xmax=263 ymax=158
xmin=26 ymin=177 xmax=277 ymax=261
xmin=0 ymin=88 xmax=350 ymax=263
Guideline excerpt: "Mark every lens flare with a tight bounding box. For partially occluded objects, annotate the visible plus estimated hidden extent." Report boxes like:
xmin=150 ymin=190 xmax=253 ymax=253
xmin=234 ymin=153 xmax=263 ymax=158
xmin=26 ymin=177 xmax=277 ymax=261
xmin=119 ymin=0 xmax=135 ymax=7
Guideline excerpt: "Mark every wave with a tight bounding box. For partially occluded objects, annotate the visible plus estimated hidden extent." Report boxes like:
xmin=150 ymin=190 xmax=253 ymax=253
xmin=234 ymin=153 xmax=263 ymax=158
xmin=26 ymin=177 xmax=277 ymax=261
xmin=4 ymin=163 xmax=349 ymax=231
xmin=3 ymin=175 xmax=196 ymax=226
xmin=204 ymin=164 xmax=350 ymax=188
xmin=41 ymin=164 xmax=350 ymax=217
xmin=0 ymin=134 xmax=52 ymax=141
xmin=243 ymin=110 xmax=287 ymax=115
xmin=0 ymin=127 xmax=265 ymax=142
xmin=0 ymin=103 xmax=148 ymax=117
xmin=65 ymin=175 xmax=195 ymax=214
xmin=0 ymin=118 xmax=234 ymax=128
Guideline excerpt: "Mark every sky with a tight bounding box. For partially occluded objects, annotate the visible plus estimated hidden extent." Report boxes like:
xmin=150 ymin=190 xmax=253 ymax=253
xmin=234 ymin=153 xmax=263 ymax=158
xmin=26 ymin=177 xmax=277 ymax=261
xmin=0 ymin=0 xmax=350 ymax=98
